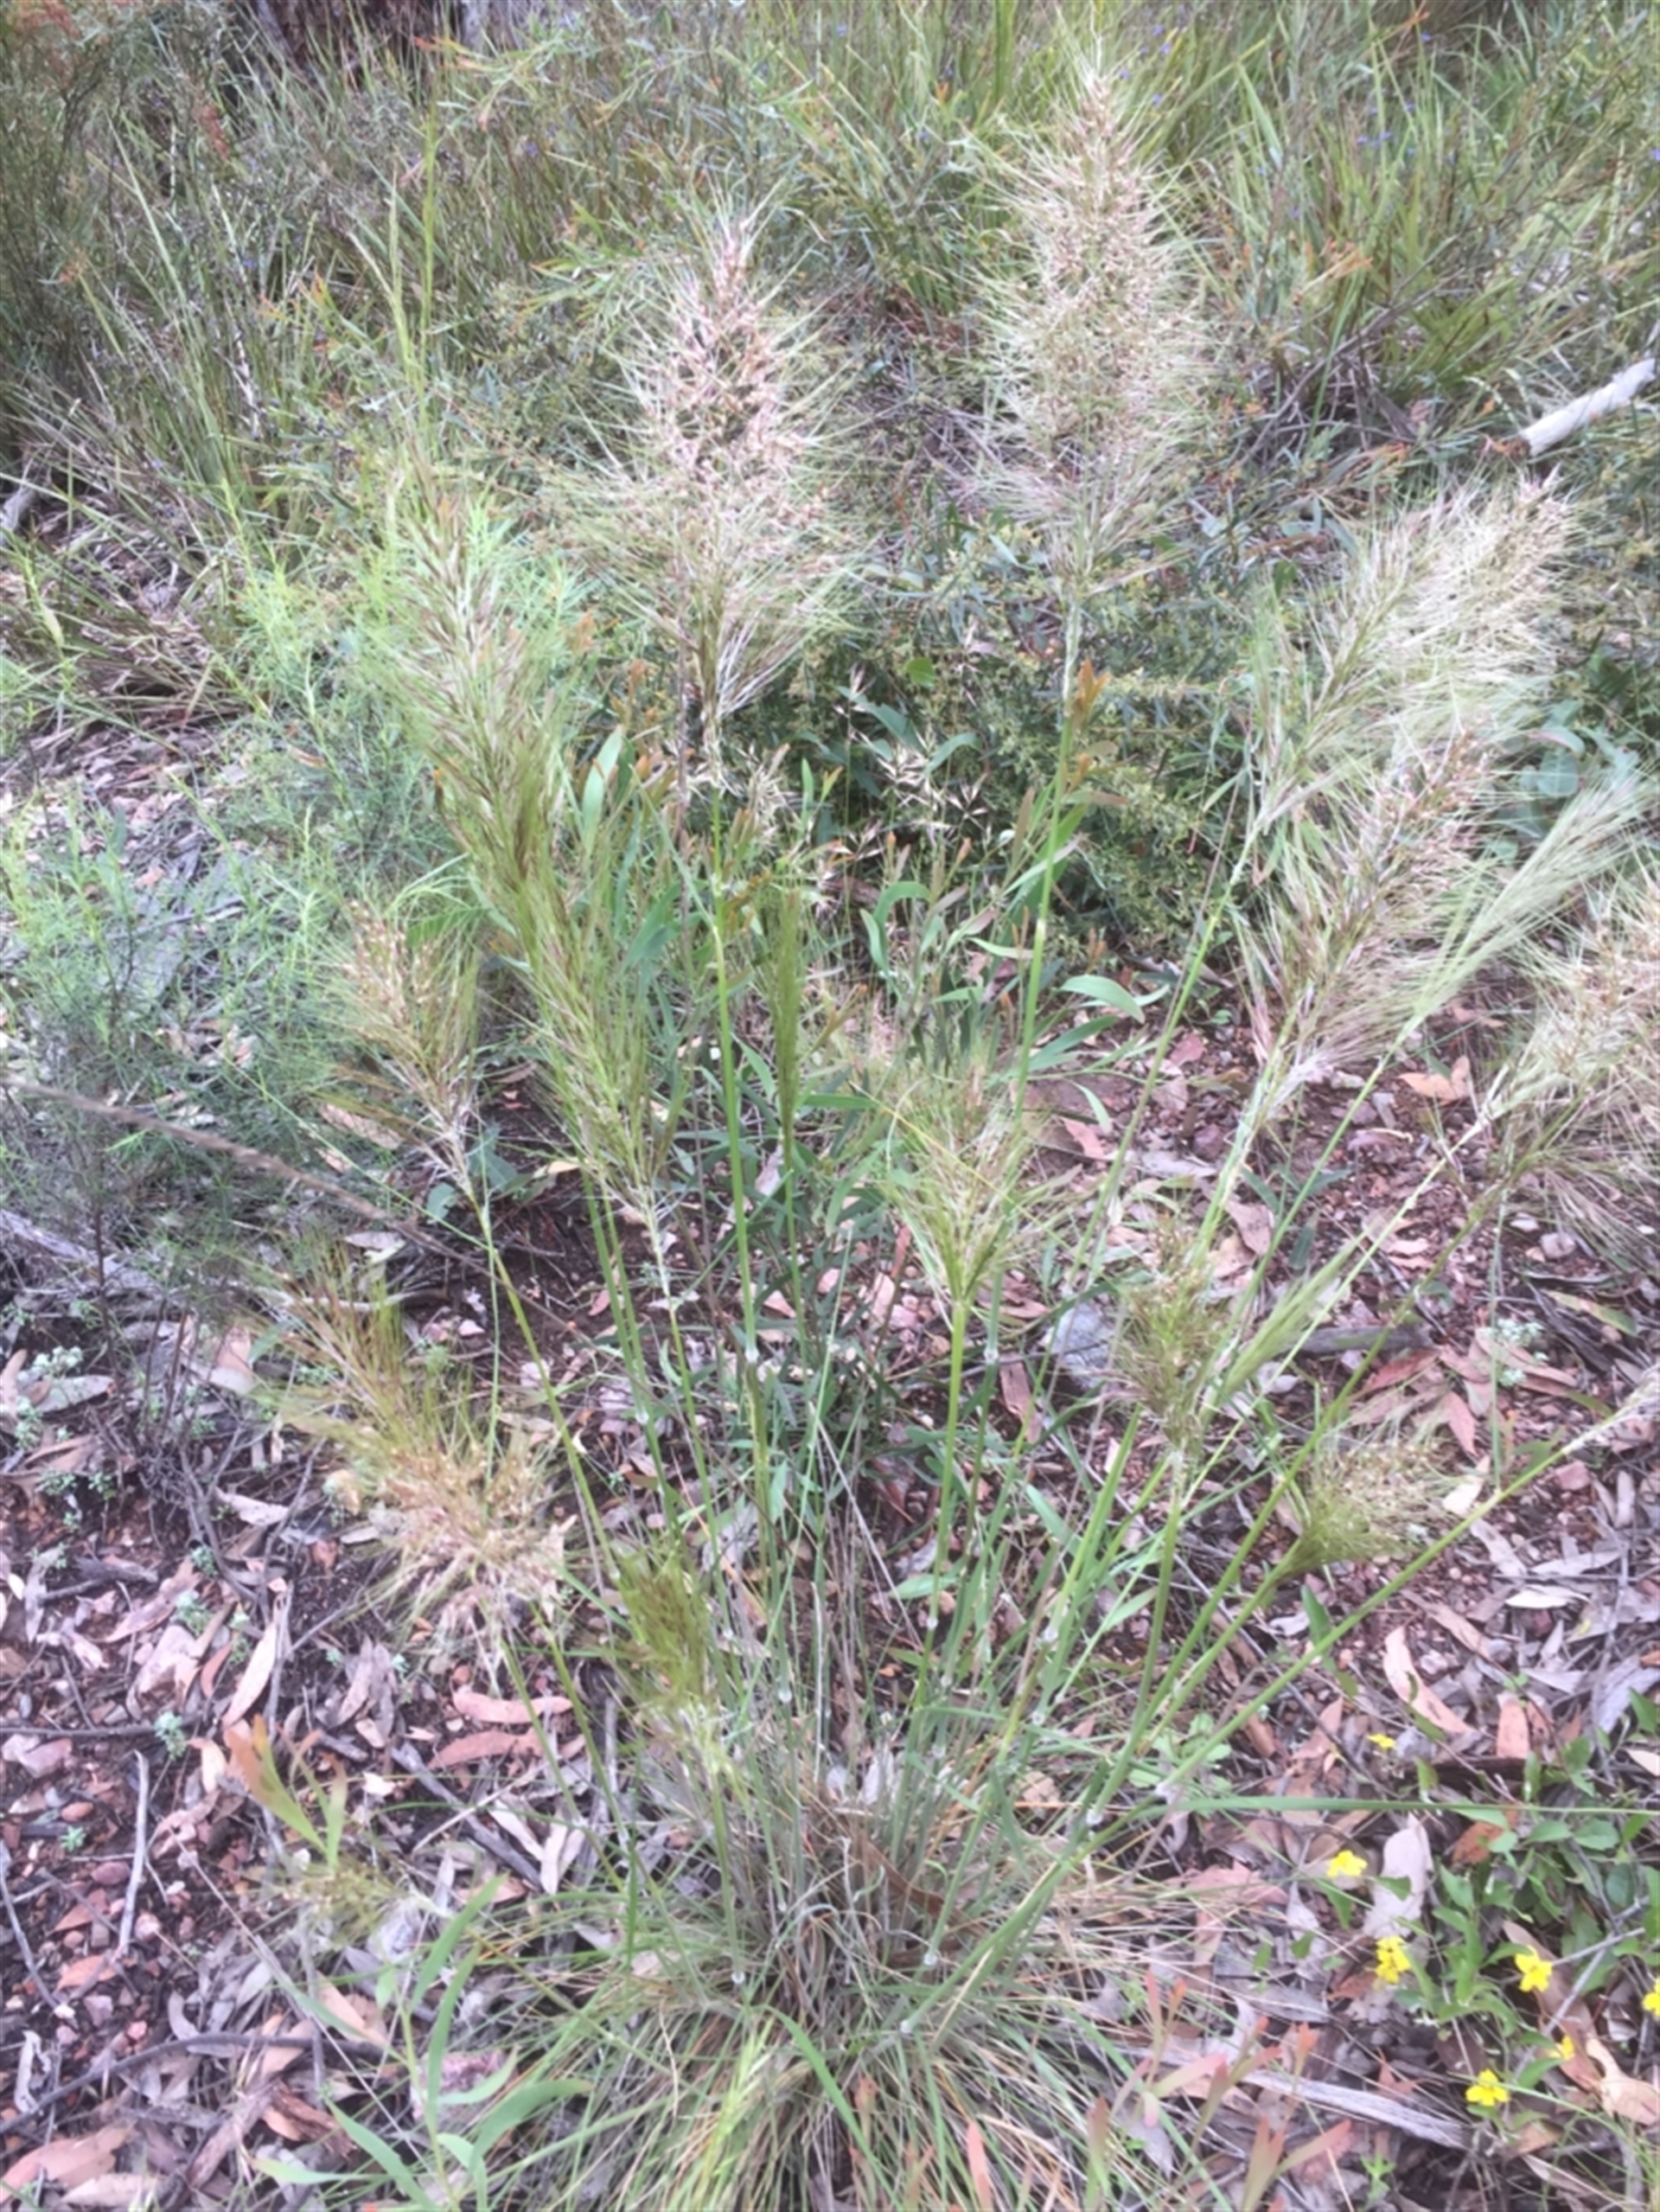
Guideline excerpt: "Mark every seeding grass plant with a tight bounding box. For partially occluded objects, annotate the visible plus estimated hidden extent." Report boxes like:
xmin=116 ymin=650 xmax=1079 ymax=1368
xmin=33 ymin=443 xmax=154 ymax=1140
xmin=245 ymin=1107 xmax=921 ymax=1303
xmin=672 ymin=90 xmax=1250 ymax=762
xmin=1 ymin=2 xmax=1657 ymax=2205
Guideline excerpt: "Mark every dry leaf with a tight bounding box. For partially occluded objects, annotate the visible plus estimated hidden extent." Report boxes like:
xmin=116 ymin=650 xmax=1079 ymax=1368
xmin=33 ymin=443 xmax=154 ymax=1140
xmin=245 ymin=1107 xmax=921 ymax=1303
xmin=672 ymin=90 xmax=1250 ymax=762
xmin=262 ymin=2084 xmax=337 ymax=2144
xmin=1450 ymin=1816 xmax=1516 ymax=1868
xmin=247 ymin=2010 xmax=308 ymax=2087
xmin=2 ymin=2126 xmax=131 ymax=2196
xmin=1381 ymin=1627 xmax=1471 ymax=1741
xmin=220 ymin=1614 xmax=284 ymax=1729
xmin=1400 ymin=1058 xmax=1471 ymax=1103
xmin=1057 ymin=1116 xmax=1112 ymax=1161
xmin=335 ymin=1641 xmax=398 ymax=1729
xmin=312 ymin=1980 xmax=388 ymax=2049
xmin=1438 ymin=1390 xmax=1479 ymax=1460
xmin=998 ymin=1357 xmax=1035 ymax=1437
xmin=1583 ymin=2033 xmax=1660 ymax=2125
xmin=55 ymin=1952 xmax=119 ymax=1996
xmin=1426 ymin=1601 xmax=1488 ymax=1658
xmin=1224 ymin=1199 xmax=1274 ymax=1256
xmin=1 ymin=1734 xmax=73 ymax=1777
xmin=1206 ymin=1231 xmax=1249 ymax=1284
xmin=539 ymin=1822 xmax=586 ymax=1896
xmin=452 ymin=1686 xmax=571 ymax=1729
xmin=202 ymin=1327 xmax=259 ymax=1394
xmin=1362 ymin=1816 xmax=1433 ymax=1940
xmin=1493 ymin=1697 xmax=1530 ymax=1760
xmin=131 ymin=1621 xmax=206 ymax=1701
xmin=218 ymin=1488 xmax=289 ymax=1528
xmin=964 ymin=2119 xmax=996 ymax=2212
xmin=434 ymin=1728 xmax=527 ymax=1768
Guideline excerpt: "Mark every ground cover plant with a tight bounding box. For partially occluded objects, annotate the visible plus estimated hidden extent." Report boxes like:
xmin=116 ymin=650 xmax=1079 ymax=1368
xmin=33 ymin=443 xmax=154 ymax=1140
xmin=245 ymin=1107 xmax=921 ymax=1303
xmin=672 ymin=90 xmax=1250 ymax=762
xmin=0 ymin=3 xmax=1657 ymax=2208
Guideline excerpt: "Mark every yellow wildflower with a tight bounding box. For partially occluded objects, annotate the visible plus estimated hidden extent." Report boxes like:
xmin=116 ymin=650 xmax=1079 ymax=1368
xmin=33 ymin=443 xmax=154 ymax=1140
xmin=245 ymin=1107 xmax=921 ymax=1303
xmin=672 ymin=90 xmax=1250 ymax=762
xmin=1366 ymin=1732 xmax=1396 ymax=1751
xmin=1465 ymin=2070 xmax=1510 ymax=2110
xmin=1643 ymin=1976 xmax=1660 ymax=2018
xmin=1374 ymin=1935 xmax=1411 ymax=1986
xmin=1513 ymin=1947 xmax=1551 ymax=1995
xmin=1326 ymin=1849 xmax=1367 ymax=1882
xmin=1555 ymin=2034 xmax=1574 ymax=2062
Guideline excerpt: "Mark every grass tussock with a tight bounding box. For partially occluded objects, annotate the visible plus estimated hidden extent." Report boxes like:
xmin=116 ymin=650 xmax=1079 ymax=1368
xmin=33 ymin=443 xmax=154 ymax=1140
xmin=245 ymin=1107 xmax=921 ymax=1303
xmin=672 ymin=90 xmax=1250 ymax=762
xmin=2 ymin=6 xmax=1657 ymax=2207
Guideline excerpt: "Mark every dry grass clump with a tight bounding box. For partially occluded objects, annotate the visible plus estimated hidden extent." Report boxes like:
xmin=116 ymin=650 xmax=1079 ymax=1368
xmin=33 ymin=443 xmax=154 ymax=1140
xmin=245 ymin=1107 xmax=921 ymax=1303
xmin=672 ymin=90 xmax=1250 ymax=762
xmin=477 ymin=1547 xmax=1210 ymax=2212
xmin=280 ymin=1288 xmax=571 ymax=1675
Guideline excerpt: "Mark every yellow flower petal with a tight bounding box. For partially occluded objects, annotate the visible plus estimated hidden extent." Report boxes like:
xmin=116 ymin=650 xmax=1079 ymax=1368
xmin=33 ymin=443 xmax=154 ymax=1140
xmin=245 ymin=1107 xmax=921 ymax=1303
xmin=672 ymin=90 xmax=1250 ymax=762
xmin=1514 ymin=1947 xmax=1551 ymax=1994
xmin=1374 ymin=1935 xmax=1411 ymax=1986
xmin=1465 ymin=2070 xmax=1510 ymax=2109
xmin=1326 ymin=1849 xmax=1367 ymax=1881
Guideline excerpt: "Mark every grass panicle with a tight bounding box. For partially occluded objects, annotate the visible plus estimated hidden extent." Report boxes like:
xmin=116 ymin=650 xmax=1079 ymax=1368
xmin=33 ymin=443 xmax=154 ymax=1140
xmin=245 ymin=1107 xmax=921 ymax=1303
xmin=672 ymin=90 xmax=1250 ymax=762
xmin=566 ymin=208 xmax=869 ymax=794
xmin=980 ymin=61 xmax=1209 ymax=643
xmin=280 ymin=1281 xmax=573 ymax=1677
xmin=1487 ymin=864 xmax=1660 ymax=1263
xmin=1237 ymin=483 xmax=1647 ymax=1115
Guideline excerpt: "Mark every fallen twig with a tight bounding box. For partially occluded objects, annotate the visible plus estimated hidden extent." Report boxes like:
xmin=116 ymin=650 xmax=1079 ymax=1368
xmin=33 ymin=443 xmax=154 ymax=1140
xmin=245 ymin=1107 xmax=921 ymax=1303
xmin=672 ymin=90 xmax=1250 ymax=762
xmin=3 ymin=1081 xmax=448 ymax=1250
xmin=116 ymin=1753 xmax=151 ymax=1959
xmin=389 ymin=1742 xmax=547 ymax=1889
xmin=0 ymin=1206 xmax=171 ymax=1301
xmin=0 ymin=1839 xmax=52 ymax=2006
xmin=1518 ymin=355 xmax=1655 ymax=457
xmin=1 ymin=2031 xmax=318 ymax=2138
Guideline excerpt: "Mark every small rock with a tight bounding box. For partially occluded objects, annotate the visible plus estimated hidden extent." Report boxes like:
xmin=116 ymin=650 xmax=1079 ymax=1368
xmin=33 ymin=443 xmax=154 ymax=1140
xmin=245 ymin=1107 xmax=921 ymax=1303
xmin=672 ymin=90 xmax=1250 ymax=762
xmin=1044 ymin=1297 xmax=1117 ymax=1387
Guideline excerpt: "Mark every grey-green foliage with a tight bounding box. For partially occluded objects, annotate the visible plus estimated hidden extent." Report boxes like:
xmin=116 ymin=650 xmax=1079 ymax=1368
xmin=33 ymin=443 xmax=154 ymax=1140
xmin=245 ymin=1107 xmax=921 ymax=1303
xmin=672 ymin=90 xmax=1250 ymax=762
xmin=0 ymin=799 xmax=340 ymax=1223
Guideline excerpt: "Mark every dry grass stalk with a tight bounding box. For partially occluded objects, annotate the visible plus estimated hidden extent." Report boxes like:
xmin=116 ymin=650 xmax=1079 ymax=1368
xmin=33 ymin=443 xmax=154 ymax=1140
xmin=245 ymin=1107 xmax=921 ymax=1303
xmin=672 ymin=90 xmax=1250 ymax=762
xmin=335 ymin=902 xmax=482 ymax=1190
xmin=283 ymin=1289 xmax=571 ymax=1675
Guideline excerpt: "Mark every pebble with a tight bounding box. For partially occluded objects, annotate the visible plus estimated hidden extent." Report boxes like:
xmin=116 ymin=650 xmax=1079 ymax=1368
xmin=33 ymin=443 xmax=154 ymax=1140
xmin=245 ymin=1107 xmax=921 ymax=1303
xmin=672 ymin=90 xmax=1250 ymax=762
xmin=1044 ymin=1297 xmax=1118 ymax=1387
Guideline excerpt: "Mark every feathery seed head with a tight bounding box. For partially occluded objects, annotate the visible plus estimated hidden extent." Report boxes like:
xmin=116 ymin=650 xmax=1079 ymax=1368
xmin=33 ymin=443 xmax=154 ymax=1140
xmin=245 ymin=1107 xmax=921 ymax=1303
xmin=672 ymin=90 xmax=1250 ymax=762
xmin=982 ymin=70 xmax=1207 ymax=598
xmin=575 ymin=209 xmax=863 ymax=790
